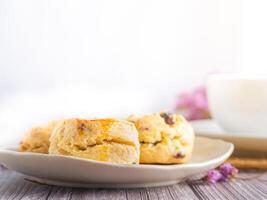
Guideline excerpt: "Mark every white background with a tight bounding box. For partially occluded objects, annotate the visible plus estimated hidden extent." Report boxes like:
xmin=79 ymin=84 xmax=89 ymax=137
xmin=0 ymin=0 xmax=241 ymax=98
xmin=0 ymin=0 xmax=266 ymax=143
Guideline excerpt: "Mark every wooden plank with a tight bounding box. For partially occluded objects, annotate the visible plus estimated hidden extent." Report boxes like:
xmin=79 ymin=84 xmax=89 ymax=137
xmin=124 ymin=189 xmax=142 ymax=200
xmin=0 ymin=172 xmax=51 ymax=200
xmin=0 ymin=169 xmax=267 ymax=200
xmin=144 ymin=187 xmax=159 ymax=200
xmin=0 ymin=173 xmax=33 ymax=199
xmin=136 ymin=188 xmax=150 ymax=200
xmin=237 ymin=179 xmax=267 ymax=199
xmin=46 ymin=186 xmax=73 ymax=200
xmin=186 ymin=171 xmax=267 ymax=200
xmin=94 ymin=189 xmax=127 ymax=200
xmin=65 ymin=188 xmax=96 ymax=200
xmin=20 ymin=182 xmax=52 ymax=200
xmin=167 ymin=183 xmax=199 ymax=200
xmin=154 ymin=186 xmax=175 ymax=200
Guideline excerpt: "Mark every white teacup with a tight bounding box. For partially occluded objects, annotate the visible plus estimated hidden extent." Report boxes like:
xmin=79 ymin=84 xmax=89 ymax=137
xmin=207 ymin=74 xmax=267 ymax=136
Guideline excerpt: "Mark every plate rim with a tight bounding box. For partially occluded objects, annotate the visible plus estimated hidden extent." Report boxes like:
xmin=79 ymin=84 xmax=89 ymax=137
xmin=0 ymin=136 xmax=234 ymax=170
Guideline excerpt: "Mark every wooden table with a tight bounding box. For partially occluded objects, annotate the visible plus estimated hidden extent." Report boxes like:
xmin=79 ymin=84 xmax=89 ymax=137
xmin=0 ymin=167 xmax=266 ymax=200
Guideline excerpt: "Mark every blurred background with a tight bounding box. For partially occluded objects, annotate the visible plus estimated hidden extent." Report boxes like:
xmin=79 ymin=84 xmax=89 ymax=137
xmin=0 ymin=0 xmax=266 ymax=144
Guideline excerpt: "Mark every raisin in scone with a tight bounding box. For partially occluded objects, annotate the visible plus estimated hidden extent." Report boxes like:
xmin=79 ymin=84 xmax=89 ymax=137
xmin=49 ymin=118 xmax=140 ymax=164
xmin=19 ymin=121 xmax=58 ymax=154
xmin=128 ymin=112 xmax=194 ymax=164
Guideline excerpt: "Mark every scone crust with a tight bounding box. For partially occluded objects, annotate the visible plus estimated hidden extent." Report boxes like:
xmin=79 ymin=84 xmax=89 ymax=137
xmin=128 ymin=112 xmax=194 ymax=164
xmin=49 ymin=118 xmax=140 ymax=164
xmin=19 ymin=121 xmax=58 ymax=153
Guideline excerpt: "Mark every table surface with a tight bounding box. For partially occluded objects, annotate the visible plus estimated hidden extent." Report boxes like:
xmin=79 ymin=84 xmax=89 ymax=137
xmin=0 ymin=168 xmax=267 ymax=200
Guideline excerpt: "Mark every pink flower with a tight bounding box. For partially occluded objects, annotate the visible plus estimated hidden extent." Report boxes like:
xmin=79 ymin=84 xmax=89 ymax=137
xmin=206 ymin=169 xmax=223 ymax=184
xmin=193 ymin=87 xmax=209 ymax=109
xmin=204 ymin=163 xmax=239 ymax=184
xmin=175 ymin=86 xmax=211 ymax=121
xmin=219 ymin=163 xmax=239 ymax=178
xmin=176 ymin=92 xmax=193 ymax=109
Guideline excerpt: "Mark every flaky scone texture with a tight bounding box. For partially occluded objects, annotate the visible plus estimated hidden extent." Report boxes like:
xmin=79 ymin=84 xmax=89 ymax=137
xmin=49 ymin=118 xmax=140 ymax=164
xmin=19 ymin=121 xmax=58 ymax=154
xmin=128 ymin=112 xmax=195 ymax=164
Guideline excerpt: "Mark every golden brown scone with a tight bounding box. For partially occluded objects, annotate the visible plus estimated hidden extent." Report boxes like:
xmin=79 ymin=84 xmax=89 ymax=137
xmin=19 ymin=121 xmax=58 ymax=154
xmin=49 ymin=118 xmax=140 ymax=164
xmin=128 ymin=112 xmax=195 ymax=164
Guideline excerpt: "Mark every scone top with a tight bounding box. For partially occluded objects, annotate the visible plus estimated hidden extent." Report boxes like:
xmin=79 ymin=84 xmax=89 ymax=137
xmin=128 ymin=112 xmax=191 ymax=144
xmin=50 ymin=118 xmax=140 ymax=151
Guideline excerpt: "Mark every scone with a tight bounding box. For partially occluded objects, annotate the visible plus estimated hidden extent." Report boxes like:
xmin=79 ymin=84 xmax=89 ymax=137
xmin=19 ymin=121 xmax=58 ymax=154
xmin=49 ymin=118 xmax=140 ymax=164
xmin=128 ymin=112 xmax=194 ymax=164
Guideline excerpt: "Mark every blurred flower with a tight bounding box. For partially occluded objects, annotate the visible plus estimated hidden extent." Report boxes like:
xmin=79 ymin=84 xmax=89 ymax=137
xmin=175 ymin=86 xmax=211 ymax=121
xmin=219 ymin=163 xmax=239 ymax=178
xmin=204 ymin=163 xmax=239 ymax=184
xmin=206 ymin=169 xmax=223 ymax=184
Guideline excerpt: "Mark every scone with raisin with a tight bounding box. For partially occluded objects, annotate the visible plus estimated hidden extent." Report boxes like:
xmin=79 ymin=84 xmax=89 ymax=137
xmin=49 ymin=118 xmax=140 ymax=164
xmin=19 ymin=121 xmax=58 ymax=154
xmin=128 ymin=112 xmax=194 ymax=164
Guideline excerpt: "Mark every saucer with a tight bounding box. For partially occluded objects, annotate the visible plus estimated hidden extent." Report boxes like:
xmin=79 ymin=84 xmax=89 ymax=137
xmin=191 ymin=119 xmax=267 ymax=154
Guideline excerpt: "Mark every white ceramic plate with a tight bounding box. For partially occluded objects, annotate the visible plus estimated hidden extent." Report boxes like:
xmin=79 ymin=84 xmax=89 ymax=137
xmin=0 ymin=137 xmax=233 ymax=188
xmin=192 ymin=120 xmax=267 ymax=154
